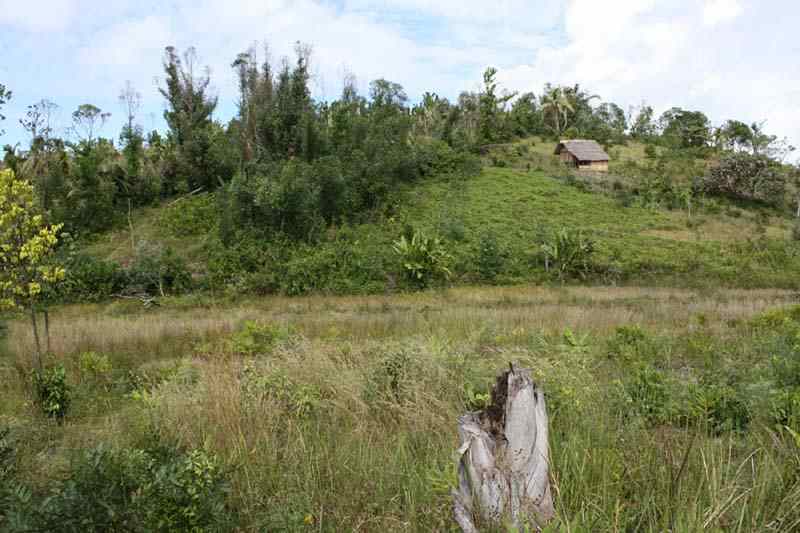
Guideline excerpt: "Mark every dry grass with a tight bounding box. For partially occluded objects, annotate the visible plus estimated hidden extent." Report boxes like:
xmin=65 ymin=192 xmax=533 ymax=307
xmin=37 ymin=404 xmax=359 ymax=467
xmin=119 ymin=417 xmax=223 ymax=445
xmin=6 ymin=286 xmax=794 ymax=362
xmin=3 ymin=285 xmax=800 ymax=530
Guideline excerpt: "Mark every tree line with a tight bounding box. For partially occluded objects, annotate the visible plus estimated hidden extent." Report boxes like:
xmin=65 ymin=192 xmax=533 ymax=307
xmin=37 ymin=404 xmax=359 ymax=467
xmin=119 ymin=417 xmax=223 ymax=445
xmin=0 ymin=43 xmax=797 ymax=244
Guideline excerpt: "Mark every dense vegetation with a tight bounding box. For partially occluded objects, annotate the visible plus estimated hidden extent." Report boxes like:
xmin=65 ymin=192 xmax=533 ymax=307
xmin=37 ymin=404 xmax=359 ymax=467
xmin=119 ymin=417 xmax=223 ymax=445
xmin=2 ymin=40 xmax=800 ymax=532
xmin=1 ymin=43 xmax=798 ymax=303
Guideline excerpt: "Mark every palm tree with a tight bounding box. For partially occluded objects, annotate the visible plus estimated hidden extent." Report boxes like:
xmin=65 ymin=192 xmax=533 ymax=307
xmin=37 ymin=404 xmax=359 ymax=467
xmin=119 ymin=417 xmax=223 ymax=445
xmin=540 ymin=86 xmax=574 ymax=137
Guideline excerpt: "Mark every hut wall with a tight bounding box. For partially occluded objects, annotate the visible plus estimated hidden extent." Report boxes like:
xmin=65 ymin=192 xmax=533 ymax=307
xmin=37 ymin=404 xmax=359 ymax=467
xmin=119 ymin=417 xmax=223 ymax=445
xmin=577 ymin=160 xmax=608 ymax=172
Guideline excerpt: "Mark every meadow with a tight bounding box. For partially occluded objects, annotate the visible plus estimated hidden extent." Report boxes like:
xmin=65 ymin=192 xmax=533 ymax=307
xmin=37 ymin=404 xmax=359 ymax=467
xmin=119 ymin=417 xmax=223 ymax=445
xmin=3 ymin=285 xmax=800 ymax=531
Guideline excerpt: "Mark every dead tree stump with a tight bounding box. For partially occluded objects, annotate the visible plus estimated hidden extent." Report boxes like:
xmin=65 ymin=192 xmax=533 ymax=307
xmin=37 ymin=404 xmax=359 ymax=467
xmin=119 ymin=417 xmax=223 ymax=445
xmin=453 ymin=363 xmax=554 ymax=532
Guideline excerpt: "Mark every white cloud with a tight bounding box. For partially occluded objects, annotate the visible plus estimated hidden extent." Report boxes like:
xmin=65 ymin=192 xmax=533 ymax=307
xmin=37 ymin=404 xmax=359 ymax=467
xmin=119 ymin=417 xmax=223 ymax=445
xmin=703 ymin=0 xmax=743 ymax=26
xmin=0 ymin=0 xmax=76 ymax=32
xmin=1 ymin=0 xmax=798 ymax=161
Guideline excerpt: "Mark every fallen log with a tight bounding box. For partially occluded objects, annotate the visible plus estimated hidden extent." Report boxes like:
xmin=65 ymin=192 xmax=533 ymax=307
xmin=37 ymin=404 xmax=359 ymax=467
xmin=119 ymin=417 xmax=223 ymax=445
xmin=453 ymin=362 xmax=554 ymax=532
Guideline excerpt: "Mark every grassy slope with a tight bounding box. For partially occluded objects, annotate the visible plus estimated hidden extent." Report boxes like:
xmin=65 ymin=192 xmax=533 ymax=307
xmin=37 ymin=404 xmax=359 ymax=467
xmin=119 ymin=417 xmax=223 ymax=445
xmin=85 ymin=139 xmax=798 ymax=291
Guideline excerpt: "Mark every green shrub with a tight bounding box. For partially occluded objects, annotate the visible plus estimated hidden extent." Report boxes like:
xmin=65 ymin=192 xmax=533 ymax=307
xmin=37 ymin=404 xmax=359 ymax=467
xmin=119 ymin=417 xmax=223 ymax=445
xmin=128 ymin=244 xmax=192 ymax=296
xmin=540 ymin=228 xmax=596 ymax=281
xmin=490 ymin=155 xmax=508 ymax=168
xmin=618 ymin=364 xmax=672 ymax=426
xmin=230 ymin=321 xmax=292 ymax=356
xmin=365 ymin=349 xmax=416 ymax=403
xmin=771 ymin=348 xmax=800 ymax=390
xmin=0 ymin=426 xmax=15 ymax=487
xmin=241 ymin=365 xmax=321 ymax=418
xmin=280 ymin=241 xmax=383 ymax=296
xmin=692 ymin=379 xmax=750 ymax=433
xmin=770 ymin=388 xmax=800 ymax=431
xmin=702 ymin=198 xmax=723 ymax=214
xmin=439 ymin=217 xmax=467 ymax=242
xmin=700 ymin=152 xmax=786 ymax=206
xmin=204 ymin=235 xmax=284 ymax=293
xmin=392 ymin=230 xmax=452 ymax=289
xmin=475 ymin=231 xmax=506 ymax=282
xmin=792 ymin=220 xmax=800 ymax=242
xmin=77 ymin=351 xmax=112 ymax=383
xmin=56 ymin=254 xmax=126 ymax=302
xmin=157 ymin=192 xmax=218 ymax=236
xmin=463 ymin=381 xmax=491 ymax=411
xmin=606 ymin=325 xmax=653 ymax=363
xmin=412 ymin=137 xmax=482 ymax=178
xmin=751 ymin=305 xmax=800 ymax=331
xmin=32 ymin=364 xmax=70 ymax=420
xmin=12 ymin=444 xmax=231 ymax=532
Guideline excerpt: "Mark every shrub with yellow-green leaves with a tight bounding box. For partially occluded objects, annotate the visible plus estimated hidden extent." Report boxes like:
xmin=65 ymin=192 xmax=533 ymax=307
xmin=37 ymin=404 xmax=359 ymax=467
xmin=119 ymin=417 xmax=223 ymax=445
xmin=0 ymin=168 xmax=65 ymax=312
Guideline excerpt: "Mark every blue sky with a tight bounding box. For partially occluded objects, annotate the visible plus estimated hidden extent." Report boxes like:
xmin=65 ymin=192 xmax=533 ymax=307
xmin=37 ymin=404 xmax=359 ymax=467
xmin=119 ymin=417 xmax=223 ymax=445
xmin=1 ymin=0 xmax=798 ymax=160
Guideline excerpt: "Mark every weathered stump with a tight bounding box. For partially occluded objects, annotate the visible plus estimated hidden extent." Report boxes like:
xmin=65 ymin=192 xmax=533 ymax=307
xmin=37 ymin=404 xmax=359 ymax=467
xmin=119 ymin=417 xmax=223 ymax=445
xmin=453 ymin=363 xmax=554 ymax=532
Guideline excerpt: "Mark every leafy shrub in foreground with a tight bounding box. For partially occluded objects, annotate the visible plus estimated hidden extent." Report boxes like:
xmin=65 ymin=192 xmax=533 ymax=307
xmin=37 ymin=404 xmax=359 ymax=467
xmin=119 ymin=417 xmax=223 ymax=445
xmin=32 ymin=364 xmax=70 ymax=420
xmin=10 ymin=444 xmax=231 ymax=532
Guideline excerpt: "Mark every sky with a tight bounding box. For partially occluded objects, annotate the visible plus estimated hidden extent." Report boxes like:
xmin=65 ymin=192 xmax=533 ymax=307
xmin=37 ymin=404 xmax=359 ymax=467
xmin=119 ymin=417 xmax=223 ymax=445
xmin=1 ymin=0 xmax=798 ymax=160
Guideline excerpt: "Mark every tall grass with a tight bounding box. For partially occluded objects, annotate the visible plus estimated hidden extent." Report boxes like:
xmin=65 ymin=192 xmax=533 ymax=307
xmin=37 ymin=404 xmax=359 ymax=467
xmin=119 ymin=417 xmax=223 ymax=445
xmin=2 ymin=286 xmax=799 ymax=531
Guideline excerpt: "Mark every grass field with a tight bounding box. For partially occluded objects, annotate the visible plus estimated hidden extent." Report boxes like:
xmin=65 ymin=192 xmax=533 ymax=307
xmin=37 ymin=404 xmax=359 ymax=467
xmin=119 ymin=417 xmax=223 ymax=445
xmin=3 ymin=286 xmax=800 ymax=531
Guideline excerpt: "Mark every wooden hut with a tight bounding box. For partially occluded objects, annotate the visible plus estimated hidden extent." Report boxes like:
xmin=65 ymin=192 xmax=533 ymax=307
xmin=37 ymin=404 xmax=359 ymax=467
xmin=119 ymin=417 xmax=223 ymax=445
xmin=554 ymin=140 xmax=609 ymax=172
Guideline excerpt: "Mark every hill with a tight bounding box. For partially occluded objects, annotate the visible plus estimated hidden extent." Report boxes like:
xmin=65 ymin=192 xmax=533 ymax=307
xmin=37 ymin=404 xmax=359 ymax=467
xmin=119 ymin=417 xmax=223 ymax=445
xmin=81 ymin=138 xmax=799 ymax=298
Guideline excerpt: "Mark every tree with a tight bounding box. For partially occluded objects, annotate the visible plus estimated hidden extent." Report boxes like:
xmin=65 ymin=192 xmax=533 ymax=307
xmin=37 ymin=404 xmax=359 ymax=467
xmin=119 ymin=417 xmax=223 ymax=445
xmin=479 ymin=67 xmax=500 ymax=144
xmin=160 ymin=46 xmax=221 ymax=191
xmin=412 ymin=92 xmax=450 ymax=138
xmin=541 ymin=85 xmax=575 ymax=137
xmin=717 ymin=119 xmax=753 ymax=152
xmin=701 ymin=152 xmax=785 ymax=205
xmin=630 ymin=104 xmax=656 ymax=140
xmin=508 ymin=92 xmax=541 ymax=137
xmin=19 ymin=100 xmax=66 ymax=213
xmin=594 ymin=102 xmax=627 ymax=144
xmin=118 ymin=82 xmax=147 ymax=202
xmin=71 ymin=104 xmax=110 ymax=144
xmin=658 ymin=107 xmax=711 ymax=149
xmin=20 ymin=99 xmax=58 ymax=143
xmin=478 ymin=67 xmax=515 ymax=144
xmin=119 ymin=81 xmax=141 ymax=133
xmin=0 ymin=83 xmax=10 ymax=136
xmin=0 ymin=169 xmax=65 ymax=368
xmin=750 ymin=121 xmax=795 ymax=161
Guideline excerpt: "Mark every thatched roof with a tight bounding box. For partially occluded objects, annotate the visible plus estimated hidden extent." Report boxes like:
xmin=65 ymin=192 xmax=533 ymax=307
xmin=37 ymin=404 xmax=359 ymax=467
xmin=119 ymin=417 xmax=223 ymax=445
xmin=554 ymin=140 xmax=609 ymax=162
